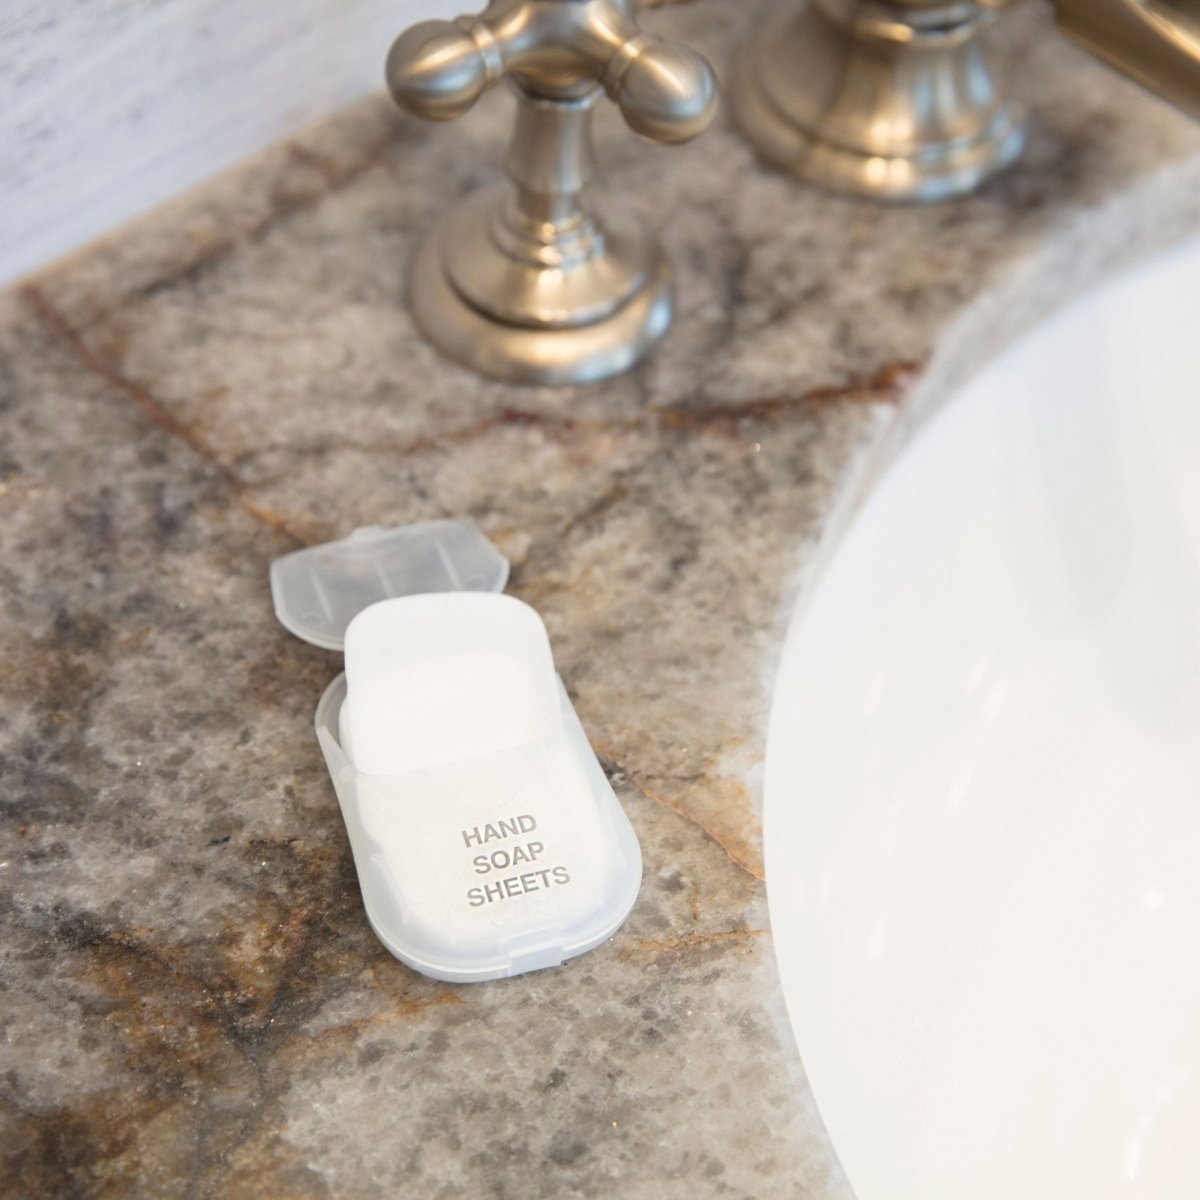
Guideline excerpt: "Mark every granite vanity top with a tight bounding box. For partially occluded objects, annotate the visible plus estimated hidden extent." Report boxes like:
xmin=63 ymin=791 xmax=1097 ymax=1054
xmin=4 ymin=4 xmax=1200 ymax=1197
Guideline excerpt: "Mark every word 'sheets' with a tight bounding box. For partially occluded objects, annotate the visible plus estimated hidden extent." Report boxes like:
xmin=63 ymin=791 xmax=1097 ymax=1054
xmin=467 ymin=866 xmax=570 ymax=907
xmin=462 ymin=814 xmax=537 ymax=848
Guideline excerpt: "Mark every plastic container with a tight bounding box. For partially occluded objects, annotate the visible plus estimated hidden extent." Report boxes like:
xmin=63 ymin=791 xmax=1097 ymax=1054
xmin=271 ymin=521 xmax=642 ymax=982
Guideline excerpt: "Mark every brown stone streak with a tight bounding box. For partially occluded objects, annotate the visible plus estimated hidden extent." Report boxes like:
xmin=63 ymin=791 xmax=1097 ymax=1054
xmin=21 ymin=284 xmax=314 ymax=547
xmin=621 ymin=928 xmax=767 ymax=959
xmin=595 ymin=746 xmax=766 ymax=882
xmin=396 ymin=406 xmax=576 ymax=459
xmin=328 ymin=358 xmax=926 ymax=463
xmin=322 ymin=990 xmax=466 ymax=1032
xmin=657 ymin=357 xmax=925 ymax=430
xmin=61 ymin=915 xmax=241 ymax=1028
xmin=392 ymin=990 xmax=465 ymax=1018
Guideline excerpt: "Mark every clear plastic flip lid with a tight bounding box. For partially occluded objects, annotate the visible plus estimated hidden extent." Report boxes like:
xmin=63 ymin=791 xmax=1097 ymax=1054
xmin=269 ymin=520 xmax=641 ymax=983
xmin=269 ymin=520 xmax=509 ymax=650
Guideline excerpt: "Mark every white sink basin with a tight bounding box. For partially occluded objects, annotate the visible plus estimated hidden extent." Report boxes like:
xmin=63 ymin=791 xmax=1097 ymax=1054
xmin=765 ymin=233 xmax=1200 ymax=1200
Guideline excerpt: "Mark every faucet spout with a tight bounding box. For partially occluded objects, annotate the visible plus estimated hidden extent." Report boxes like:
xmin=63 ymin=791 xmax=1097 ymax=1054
xmin=1054 ymin=0 xmax=1200 ymax=119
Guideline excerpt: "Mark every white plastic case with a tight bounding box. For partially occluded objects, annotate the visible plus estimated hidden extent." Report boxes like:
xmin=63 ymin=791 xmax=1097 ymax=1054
xmin=271 ymin=522 xmax=642 ymax=983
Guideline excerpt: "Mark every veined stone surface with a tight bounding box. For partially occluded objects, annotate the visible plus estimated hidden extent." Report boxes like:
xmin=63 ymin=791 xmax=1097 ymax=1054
xmin=2 ymin=4 xmax=1199 ymax=1197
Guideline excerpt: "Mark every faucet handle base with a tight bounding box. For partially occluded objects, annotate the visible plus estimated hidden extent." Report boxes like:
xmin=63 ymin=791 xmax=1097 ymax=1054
xmin=729 ymin=1 xmax=1027 ymax=203
xmin=410 ymin=221 xmax=674 ymax=386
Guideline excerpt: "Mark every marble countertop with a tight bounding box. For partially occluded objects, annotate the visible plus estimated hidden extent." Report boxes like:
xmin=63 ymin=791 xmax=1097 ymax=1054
xmin=4 ymin=4 xmax=1200 ymax=1197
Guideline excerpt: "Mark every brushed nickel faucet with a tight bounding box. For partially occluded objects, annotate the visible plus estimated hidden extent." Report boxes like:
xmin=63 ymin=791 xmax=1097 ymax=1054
xmin=729 ymin=0 xmax=1200 ymax=202
xmin=385 ymin=0 xmax=718 ymax=385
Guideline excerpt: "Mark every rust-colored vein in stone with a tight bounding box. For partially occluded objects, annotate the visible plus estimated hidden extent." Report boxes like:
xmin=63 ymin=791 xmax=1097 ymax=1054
xmin=393 ymin=406 xmax=580 ymax=458
xmin=596 ymin=746 xmax=766 ymax=883
xmin=657 ymin=357 xmax=926 ymax=432
xmin=392 ymin=991 xmax=465 ymax=1019
xmin=22 ymin=284 xmax=314 ymax=547
xmin=621 ymin=927 xmax=767 ymax=960
xmin=287 ymin=992 xmax=466 ymax=1047
xmin=379 ymin=359 xmax=926 ymax=460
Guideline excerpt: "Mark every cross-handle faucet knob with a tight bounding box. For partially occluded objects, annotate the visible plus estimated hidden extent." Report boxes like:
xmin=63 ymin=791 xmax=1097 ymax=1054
xmin=386 ymin=1 xmax=717 ymax=145
xmin=383 ymin=1 xmax=719 ymax=386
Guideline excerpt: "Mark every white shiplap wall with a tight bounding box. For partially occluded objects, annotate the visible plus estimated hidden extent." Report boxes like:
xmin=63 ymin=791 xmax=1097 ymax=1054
xmin=0 ymin=0 xmax=459 ymax=284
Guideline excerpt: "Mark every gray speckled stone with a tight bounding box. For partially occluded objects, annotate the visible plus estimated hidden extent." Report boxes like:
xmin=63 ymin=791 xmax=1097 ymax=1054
xmin=2 ymin=4 xmax=1199 ymax=1197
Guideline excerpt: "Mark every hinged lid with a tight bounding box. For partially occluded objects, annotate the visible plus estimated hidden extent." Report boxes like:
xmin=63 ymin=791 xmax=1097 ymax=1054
xmin=270 ymin=520 xmax=509 ymax=650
